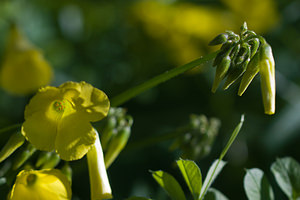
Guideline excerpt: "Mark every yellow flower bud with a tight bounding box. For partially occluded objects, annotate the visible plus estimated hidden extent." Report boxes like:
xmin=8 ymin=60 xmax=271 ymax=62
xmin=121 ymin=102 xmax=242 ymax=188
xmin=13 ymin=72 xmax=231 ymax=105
xmin=259 ymin=43 xmax=275 ymax=115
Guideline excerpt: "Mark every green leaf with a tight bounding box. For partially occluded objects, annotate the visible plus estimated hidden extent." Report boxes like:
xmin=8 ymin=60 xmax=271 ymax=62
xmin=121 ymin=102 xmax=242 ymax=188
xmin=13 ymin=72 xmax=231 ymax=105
xmin=0 ymin=131 xmax=25 ymax=163
xmin=126 ymin=197 xmax=152 ymax=200
xmin=200 ymin=160 xmax=226 ymax=199
xmin=271 ymin=157 xmax=300 ymax=199
xmin=205 ymin=188 xmax=229 ymax=200
xmin=151 ymin=170 xmax=187 ymax=200
xmin=177 ymin=159 xmax=202 ymax=200
xmin=244 ymin=168 xmax=274 ymax=200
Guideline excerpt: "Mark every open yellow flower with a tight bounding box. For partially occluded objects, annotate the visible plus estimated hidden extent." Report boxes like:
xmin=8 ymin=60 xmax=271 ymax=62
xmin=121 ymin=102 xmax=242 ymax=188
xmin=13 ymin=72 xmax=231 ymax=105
xmin=21 ymin=81 xmax=110 ymax=161
xmin=9 ymin=169 xmax=71 ymax=200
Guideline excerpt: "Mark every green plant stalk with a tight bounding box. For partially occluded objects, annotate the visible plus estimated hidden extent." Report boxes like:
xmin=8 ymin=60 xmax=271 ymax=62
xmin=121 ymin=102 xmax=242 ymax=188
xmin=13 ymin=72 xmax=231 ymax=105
xmin=111 ymin=51 xmax=219 ymax=107
xmin=125 ymin=127 xmax=189 ymax=152
xmin=0 ymin=123 xmax=22 ymax=136
xmin=0 ymin=51 xmax=218 ymax=132
xmin=199 ymin=115 xmax=244 ymax=200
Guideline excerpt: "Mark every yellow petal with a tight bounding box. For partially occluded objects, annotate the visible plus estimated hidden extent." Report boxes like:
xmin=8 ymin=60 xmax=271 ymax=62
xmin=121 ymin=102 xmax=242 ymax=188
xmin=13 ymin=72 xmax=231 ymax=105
xmin=24 ymin=86 xmax=61 ymax=118
xmin=55 ymin=113 xmax=96 ymax=161
xmin=60 ymin=81 xmax=110 ymax=122
xmin=22 ymin=87 xmax=64 ymax=151
xmin=9 ymin=169 xmax=71 ymax=200
xmin=22 ymin=111 xmax=57 ymax=151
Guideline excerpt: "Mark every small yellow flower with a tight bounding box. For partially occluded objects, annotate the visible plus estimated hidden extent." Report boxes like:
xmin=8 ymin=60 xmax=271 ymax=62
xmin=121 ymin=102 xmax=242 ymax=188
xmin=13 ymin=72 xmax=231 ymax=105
xmin=0 ymin=25 xmax=53 ymax=95
xmin=21 ymin=81 xmax=110 ymax=161
xmin=9 ymin=169 xmax=71 ymax=200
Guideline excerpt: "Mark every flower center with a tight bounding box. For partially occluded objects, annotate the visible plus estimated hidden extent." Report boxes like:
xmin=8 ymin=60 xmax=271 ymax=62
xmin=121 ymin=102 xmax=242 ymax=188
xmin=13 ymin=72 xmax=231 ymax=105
xmin=26 ymin=174 xmax=37 ymax=186
xmin=53 ymin=100 xmax=66 ymax=112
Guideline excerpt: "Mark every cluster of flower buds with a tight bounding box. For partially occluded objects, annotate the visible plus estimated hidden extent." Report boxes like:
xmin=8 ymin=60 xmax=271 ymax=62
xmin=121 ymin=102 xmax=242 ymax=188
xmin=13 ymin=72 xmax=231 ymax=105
xmin=209 ymin=22 xmax=276 ymax=115
xmin=169 ymin=114 xmax=220 ymax=160
xmin=98 ymin=107 xmax=133 ymax=168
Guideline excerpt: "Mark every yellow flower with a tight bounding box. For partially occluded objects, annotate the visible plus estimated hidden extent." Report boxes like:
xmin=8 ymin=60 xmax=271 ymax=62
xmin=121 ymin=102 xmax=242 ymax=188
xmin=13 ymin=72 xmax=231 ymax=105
xmin=9 ymin=169 xmax=71 ymax=200
xmin=21 ymin=81 xmax=110 ymax=161
xmin=0 ymin=25 xmax=53 ymax=95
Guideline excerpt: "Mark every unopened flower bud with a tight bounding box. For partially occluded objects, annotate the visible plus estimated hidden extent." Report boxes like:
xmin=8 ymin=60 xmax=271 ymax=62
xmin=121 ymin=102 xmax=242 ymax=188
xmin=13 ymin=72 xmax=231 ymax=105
xmin=209 ymin=33 xmax=229 ymax=46
xmin=249 ymin=38 xmax=260 ymax=58
xmin=259 ymin=43 xmax=275 ymax=115
xmin=240 ymin=22 xmax=248 ymax=34
xmin=61 ymin=163 xmax=72 ymax=183
xmin=40 ymin=153 xmax=60 ymax=169
xmin=211 ymin=55 xmax=231 ymax=93
xmin=0 ymin=131 xmax=25 ymax=163
xmin=223 ymin=58 xmax=249 ymax=90
xmin=238 ymin=52 xmax=260 ymax=96
xmin=35 ymin=151 xmax=52 ymax=168
xmin=13 ymin=143 xmax=36 ymax=170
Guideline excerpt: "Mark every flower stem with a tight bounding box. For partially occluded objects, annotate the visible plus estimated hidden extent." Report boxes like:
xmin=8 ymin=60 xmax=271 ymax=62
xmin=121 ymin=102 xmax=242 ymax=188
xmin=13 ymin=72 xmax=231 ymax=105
xmin=198 ymin=115 xmax=244 ymax=200
xmin=0 ymin=123 xmax=22 ymax=136
xmin=125 ymin=126 xmax=189 ymax=152
xmin=110 ymin=51 xmax=219 ymax=107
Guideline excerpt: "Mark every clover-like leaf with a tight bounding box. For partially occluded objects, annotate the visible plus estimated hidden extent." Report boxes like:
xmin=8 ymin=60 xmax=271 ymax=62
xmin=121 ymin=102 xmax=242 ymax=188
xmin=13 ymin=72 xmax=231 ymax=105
xmin=177 ymin=159 xmax=202 ymax=200
xmin=244 ymin=168 xmax=274 ymax=200
xmin=271 ymin=157 xmax=300 ymax=199
xmin=152 ymin=170 xmax=186 ymax=200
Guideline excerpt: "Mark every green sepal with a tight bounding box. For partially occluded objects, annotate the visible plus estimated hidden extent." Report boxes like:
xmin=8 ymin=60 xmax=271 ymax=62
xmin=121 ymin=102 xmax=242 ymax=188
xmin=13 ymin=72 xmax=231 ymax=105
xmin=209 ymin=33 xmax=229 ymax=46
xmin=238 ymin=52 xmax=260 ymax=96
xmin=0 ymin=131 xmax=25 ymax=163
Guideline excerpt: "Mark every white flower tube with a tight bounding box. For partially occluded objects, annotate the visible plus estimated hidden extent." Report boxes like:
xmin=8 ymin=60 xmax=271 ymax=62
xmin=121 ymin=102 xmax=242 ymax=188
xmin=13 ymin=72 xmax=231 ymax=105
xmin=87 ymin=129 xmax=112 ymax=200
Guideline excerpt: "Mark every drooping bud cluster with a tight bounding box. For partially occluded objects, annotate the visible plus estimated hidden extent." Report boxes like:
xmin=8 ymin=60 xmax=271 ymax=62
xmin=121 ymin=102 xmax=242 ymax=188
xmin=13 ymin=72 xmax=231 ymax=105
xmin=210 ymin=22 xmax=276 ymax=115
xmin=169 ymin=114 xmax=221 ymax=160
xmin=98 ymin=107 xmax=133 ymax=168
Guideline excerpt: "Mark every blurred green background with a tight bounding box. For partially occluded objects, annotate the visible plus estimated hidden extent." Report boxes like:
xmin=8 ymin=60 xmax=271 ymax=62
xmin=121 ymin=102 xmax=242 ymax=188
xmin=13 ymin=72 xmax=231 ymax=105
xmin=0 ymin=0 xmax=299 ymax=199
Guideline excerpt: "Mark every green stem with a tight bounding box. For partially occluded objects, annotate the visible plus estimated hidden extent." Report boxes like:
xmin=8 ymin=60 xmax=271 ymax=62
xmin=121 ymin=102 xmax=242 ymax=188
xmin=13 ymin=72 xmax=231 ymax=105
xmin=125 ymin=127 xmax=189 ymax=152
xmin=110 ymin=51 xmax=219 ymax=107
xmin=0 ymin=123 xmax=22 ymax=136
xmin=199 ymin=115 xmax=244 ymax=200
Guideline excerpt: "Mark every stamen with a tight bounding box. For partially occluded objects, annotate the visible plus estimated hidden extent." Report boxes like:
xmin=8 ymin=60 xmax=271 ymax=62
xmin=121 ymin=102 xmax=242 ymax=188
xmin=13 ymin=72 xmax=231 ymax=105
xmin=53 ymin=100 xmax=66 ymax=112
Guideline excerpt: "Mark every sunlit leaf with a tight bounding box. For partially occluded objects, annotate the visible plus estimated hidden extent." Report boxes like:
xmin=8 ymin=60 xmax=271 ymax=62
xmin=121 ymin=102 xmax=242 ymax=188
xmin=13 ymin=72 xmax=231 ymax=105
xmin=244 ymin=168 xmax=274 ymax=200
xmin=271 ymin=157 xmax=300 ymax=199
xmin=177 ymin=159 xmax=202 ymax=200
xmin=152 ymin=170 xmax=186 ymax=200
